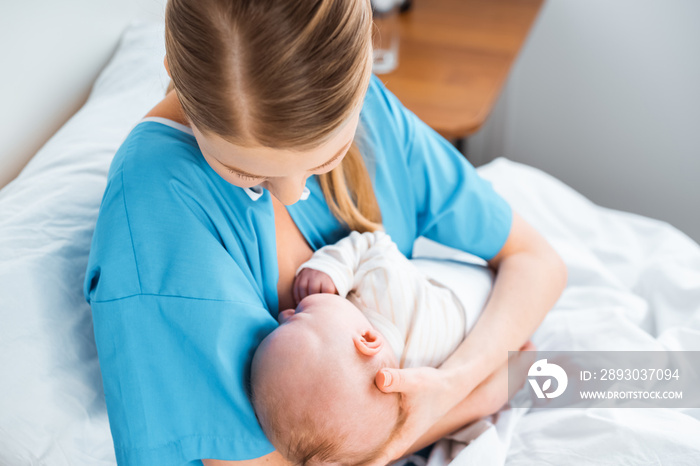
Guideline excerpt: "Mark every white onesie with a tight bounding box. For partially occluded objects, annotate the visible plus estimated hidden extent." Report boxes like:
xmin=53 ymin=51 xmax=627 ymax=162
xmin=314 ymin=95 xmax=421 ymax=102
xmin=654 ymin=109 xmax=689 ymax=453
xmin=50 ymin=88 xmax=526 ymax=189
xmin=296 ymin=231 xmax=493 ymax=369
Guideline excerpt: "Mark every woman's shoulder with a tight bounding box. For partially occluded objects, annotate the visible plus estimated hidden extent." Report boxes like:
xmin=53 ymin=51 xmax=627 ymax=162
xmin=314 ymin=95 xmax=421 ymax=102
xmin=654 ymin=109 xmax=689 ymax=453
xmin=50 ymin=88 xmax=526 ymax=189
xmin=111 ymin=119 xmax=204 ymax=186
xmin=362 ymin=75 xmax=412 ymax=140
xmin=107 ymin=118 xmax=244 ymax=217
xmin=103 ymin=118 xmax=255 ymax=242
xmin=364 ymin=74 xmax=396 ymax=111
xmin=87 ymin=119 xmax=268 ymax=303
xmin=358 ymin=75 xmax=417 ymax=174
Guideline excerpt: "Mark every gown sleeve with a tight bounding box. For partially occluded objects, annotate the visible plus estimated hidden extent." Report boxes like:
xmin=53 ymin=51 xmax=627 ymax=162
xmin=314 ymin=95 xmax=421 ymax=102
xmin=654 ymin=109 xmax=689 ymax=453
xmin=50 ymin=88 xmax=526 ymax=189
xmin=364 ymin=75 xmax=513 ymax=261
xmin=295 ymin=230 xmax=394 ymax=297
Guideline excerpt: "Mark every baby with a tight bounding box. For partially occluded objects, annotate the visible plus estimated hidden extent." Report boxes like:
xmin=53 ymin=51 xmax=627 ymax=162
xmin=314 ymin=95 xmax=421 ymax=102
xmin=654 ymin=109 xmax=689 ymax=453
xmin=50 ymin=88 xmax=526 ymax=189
xmin=250 ymin=231 xmax=496 ymax=465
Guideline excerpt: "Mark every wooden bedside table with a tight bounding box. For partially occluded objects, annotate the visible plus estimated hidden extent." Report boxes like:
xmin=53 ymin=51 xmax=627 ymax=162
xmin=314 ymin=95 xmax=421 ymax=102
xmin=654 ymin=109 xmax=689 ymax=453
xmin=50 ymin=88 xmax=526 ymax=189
xmin=376 ymin=0 xmax=545 ymax=152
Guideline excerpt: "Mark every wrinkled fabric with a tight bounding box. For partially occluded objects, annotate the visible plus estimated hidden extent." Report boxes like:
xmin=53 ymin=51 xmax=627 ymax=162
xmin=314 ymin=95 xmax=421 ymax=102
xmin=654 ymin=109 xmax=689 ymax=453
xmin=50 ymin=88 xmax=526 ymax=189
xmin=426 ymin=159 xmax=700 ymax=466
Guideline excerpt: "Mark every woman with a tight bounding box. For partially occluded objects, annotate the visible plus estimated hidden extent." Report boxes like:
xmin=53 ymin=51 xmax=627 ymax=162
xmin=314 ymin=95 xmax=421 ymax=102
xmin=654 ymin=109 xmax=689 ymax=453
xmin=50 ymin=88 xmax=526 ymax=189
xmin=84 ymin=0 xmax=567 ymax=464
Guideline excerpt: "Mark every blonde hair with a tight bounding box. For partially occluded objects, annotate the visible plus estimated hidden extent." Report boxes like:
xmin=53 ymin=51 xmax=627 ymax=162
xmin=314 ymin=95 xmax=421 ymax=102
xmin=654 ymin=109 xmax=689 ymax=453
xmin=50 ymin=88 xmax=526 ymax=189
xmin=164 ymin=0 xmax=382 ymax=232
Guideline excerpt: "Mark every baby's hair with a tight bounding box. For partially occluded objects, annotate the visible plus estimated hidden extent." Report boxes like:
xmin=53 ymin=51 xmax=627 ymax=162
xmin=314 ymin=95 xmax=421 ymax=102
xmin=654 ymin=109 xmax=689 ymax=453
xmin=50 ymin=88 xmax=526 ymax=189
xmin=251 ymin=352 xmax=406 ymax=465
xmin=252 ymin=387 xmax=406 ymax=466
xmin=283 ymin=400 xmax=407 ymax=466
xmin=164 ymin=0 xmax=382 ymax=232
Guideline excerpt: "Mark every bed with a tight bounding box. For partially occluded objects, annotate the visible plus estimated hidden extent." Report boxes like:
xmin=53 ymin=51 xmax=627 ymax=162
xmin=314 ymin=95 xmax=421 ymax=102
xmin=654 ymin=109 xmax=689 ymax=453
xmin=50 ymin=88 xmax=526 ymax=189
xmin=1 ymin=20 xmax=699 ymax=466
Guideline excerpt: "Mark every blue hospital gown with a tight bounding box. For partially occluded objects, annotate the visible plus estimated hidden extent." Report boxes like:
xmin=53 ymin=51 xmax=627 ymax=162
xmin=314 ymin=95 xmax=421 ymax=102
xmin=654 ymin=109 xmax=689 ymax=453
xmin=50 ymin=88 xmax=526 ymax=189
xmin=84 ymin=75 xmax=512 ymax=465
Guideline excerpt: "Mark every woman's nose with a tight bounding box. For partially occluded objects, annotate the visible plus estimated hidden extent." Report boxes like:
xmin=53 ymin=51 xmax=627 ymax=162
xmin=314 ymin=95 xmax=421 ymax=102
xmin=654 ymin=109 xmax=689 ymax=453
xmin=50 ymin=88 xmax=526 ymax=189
xmin=265 ymin=176 xmax=308 ymax=206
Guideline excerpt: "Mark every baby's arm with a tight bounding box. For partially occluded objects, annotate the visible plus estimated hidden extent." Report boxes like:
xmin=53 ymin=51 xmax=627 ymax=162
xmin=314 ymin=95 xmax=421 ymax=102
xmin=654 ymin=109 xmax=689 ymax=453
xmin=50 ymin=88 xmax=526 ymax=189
xmin=292 ymin=268 xmax=338 ymax=304
xmin=293 ymin=230 xmax=394 ymax=302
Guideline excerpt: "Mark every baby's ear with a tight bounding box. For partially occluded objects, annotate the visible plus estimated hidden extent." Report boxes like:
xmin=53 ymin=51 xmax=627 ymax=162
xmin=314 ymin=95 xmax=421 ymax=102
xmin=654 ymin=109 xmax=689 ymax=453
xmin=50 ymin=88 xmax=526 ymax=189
xmin=353 ymin=328 xmax=383 ymax=357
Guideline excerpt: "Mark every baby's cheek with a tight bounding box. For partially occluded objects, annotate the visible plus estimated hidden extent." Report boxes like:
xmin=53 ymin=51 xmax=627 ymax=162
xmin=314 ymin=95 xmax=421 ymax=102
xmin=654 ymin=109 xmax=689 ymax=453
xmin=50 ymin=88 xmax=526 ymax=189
xmin=381 ymin=346 xmax=400 ymax=370
xmin=358 ymin=389 xmax=402 ymax=454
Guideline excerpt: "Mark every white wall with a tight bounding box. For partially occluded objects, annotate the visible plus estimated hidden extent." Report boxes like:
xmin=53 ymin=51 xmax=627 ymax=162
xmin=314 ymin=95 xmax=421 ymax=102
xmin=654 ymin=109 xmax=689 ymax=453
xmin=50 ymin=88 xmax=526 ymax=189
xmin=0 ymin=0 xmax=167 ymax=189
xmin=471 ymin=0 xmax=700 ymax=243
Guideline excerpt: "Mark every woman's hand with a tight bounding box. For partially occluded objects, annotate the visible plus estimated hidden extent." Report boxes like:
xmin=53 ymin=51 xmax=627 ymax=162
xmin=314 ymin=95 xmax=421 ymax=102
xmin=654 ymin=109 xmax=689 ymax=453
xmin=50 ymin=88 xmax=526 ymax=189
xmin=368 ymin=342 xmax=537 ymax=465
xmin=292 ymin=268 xmax=338 ymax=304
xmin=370 ymin=365 xmax=468 ymax=464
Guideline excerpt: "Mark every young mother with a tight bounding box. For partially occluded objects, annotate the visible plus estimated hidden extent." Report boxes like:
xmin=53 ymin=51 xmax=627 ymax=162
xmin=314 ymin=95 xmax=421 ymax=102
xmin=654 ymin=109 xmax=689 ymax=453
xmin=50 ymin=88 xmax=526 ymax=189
xmin=85 ymin=0 xmax=566 ymax=464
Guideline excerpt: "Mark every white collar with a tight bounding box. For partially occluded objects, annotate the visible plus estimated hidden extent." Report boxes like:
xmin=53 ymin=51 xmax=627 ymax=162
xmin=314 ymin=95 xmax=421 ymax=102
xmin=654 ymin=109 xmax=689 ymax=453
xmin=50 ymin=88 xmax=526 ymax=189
xmin=243 ymin=185 xmax=310 ymax=202
xmin=141 ymin=116 xmax=195 ymax=135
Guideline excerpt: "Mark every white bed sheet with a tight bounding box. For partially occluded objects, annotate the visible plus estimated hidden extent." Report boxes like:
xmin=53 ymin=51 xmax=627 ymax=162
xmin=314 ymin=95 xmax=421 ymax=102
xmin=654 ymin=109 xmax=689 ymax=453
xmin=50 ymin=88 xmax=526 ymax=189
xmin=422 ymin=159 xmax=700 ymax=466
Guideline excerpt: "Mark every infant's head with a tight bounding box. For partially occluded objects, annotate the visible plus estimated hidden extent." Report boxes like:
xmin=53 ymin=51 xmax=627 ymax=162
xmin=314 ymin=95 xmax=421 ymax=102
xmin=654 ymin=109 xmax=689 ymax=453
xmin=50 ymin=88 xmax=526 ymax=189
xmin=251 ymin=294 xmax=404 ymax=465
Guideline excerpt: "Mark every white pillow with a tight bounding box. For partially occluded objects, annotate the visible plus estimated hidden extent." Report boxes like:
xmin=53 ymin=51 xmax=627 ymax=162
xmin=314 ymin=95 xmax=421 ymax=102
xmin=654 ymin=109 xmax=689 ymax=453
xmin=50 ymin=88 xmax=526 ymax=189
xmin=0 ymin=21 xmax=168 ymax=466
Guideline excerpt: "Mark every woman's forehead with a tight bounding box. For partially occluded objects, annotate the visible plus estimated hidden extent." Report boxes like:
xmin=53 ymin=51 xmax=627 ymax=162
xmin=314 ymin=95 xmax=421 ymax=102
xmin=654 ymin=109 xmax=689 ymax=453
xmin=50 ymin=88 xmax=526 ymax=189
xmin=193 ymin=109 xmax=361 ymax=177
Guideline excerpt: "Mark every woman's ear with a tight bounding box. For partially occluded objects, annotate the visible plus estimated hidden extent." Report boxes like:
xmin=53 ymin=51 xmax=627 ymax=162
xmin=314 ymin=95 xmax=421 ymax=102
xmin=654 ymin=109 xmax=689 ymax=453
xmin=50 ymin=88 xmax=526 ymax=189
xmin=353 ymin=328 xmax=383 ymax=357
xmin=164 ymin=55 xmax=171 ymax=78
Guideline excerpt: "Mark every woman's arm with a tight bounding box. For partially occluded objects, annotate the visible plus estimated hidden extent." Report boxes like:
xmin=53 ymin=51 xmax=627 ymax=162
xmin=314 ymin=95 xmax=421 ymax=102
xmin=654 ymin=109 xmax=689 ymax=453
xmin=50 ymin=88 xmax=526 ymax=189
xmin=438 ymin=211 xmax=567 ymax=393
xmin=372 ymin=211 xmax=567 ymax=462
xmin=409 ymin=341 xmax=537 ymax=454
